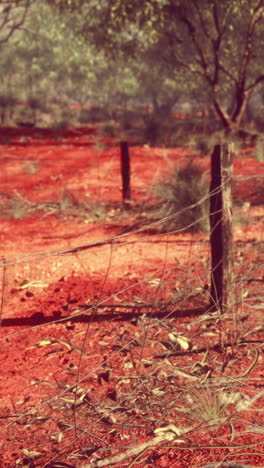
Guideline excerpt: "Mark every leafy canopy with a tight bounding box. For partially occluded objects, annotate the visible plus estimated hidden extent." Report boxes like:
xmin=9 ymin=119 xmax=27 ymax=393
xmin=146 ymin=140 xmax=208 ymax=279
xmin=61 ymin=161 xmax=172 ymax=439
xmin=51 ymin=0 xmax=264 ymax=132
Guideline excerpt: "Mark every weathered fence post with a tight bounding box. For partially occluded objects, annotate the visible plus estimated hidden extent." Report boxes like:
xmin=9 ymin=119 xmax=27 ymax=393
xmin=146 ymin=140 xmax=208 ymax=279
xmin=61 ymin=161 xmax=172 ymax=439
xmin=209 ymin=143 xmax=234 ymax=313
xmin=120 ymin=141 xmax=131 ymax=208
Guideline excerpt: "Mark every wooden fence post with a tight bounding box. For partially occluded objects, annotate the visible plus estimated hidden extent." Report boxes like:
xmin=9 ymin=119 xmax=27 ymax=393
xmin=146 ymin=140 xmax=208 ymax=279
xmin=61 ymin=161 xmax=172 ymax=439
xmin=120 ymin=141 xmax=131 ymax=208
xmin=209 ymin=143 xmax=234 ymax=313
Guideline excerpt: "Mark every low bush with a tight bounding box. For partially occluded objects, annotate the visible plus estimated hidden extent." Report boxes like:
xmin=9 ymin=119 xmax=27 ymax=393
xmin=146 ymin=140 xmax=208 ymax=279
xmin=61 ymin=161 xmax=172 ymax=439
xmin=79 ymin=106 xmax=111 ymax=124
xmin=0 ymin=94 xmax=17 ymax=124
xmin=153 ymin=161 xmax=209 ymax=233
xmin=188 ymin=134 xmax=217 ymax=156
xmin=255 ymin=134 xmax=264 ymax=162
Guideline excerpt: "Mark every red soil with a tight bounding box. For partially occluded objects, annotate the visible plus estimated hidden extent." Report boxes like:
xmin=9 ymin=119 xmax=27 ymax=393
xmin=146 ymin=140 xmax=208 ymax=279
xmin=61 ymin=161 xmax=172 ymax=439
xmin=0 ymin=127 xmax=263 ymax=468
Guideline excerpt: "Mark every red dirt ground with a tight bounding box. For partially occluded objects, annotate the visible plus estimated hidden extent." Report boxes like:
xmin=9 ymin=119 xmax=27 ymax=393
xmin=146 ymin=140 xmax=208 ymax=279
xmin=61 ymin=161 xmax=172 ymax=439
xmin=0 ymin=127 xmax=263 ymax=468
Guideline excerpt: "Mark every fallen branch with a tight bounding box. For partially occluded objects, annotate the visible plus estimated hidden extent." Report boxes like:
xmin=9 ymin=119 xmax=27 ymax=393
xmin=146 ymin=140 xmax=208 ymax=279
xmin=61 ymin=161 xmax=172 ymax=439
xmin=82 ymin=431 xmax=176 ymax=467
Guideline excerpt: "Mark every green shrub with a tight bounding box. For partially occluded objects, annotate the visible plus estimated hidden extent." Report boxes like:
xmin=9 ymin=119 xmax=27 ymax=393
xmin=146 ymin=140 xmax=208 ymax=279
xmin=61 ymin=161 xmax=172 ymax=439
xmin=15 ymin=106 xmax=35 ymax=126
xmin=188 ymin=134 xmax=217 ymax=156
xmin=98 ymin=124 xmax=117 ymax=137
xmin=153 ymin=161 xmax=209 ymax=232
xmin=0 ymin=94 xmax=18 ymax=124
xmin=255 ymin=134 xmax=264 ymax=162
xmin=79 ymin=106 xmax=110 ymax=124
xmin=51 ymin=106 xmax=77 ymax=129
xmin=254 ymin=113 xmax=264 ymax=132
xmin=141 ymin=116 xmax=220 ymax=147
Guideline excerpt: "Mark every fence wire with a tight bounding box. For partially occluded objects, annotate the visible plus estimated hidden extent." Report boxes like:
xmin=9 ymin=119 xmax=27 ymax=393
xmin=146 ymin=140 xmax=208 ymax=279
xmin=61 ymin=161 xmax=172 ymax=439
xmin=0 ymin=136 xmax=263 ymax=468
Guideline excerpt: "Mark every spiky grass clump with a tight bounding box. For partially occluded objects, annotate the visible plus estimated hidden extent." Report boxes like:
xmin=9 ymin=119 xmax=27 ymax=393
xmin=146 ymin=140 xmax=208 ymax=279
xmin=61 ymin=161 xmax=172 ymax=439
xmin=154 ymin=161 xmax=209 ymax=233
xmin=186 ymin=387 xmax=230 ymax=426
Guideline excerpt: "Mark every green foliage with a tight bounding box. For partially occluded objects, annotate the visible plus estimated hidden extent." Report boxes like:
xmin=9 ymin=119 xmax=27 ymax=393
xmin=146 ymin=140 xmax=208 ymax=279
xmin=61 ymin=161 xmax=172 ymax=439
xmin=79 ymin=107 xmax=105 ymax=124
xmin=0 ymin=2 xmax=103 ymax=122
xmin=16 ymin=95 xmax=51 ymax=125
xmin=0 ymin=0 xmax=147 ymax=128
xmin=54 ymin=0 xmax=264 ymax=134
xmin=0 ymin=93 xmax=17 ymax=124
xmin=0 ymin=0 xmax=33 ymax=45
xmin=255 ymin=134 xmax=264 ymax=162
xmin=153 ymin=161 xmax=209 ymax=233
xmin=188 ymin=133 xmax=222 ymax=156
xmin=51 ymin=105 xmax=79 ymax=129
xmin=1 ymin=0 xmax=263 ymax=135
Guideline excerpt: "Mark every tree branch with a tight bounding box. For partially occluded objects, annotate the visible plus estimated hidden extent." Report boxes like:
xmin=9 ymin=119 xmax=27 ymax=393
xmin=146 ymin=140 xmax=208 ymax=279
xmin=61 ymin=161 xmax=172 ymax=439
xmin=218 ymin=63 xmax=238 ymax=85
xmin=0 ymin=0 xmax=34 ymax=45
xmin=193 ymin=0 xmax=212 ymax=40
xmin=246 ymin=74 xmax=264 ymax=92
xmin=237 ymin=3 xmax=264 ymax=90
xmin=179 ymin=6 xmax=213 ymax=86
xmin=212 ymin=95 xmax=232 ymax=128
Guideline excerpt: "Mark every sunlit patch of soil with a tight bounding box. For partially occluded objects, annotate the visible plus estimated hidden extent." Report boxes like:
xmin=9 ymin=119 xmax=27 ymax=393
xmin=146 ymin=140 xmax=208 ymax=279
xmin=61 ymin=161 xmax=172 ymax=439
xmin=0 ymin=127 xmax=263 ymax=467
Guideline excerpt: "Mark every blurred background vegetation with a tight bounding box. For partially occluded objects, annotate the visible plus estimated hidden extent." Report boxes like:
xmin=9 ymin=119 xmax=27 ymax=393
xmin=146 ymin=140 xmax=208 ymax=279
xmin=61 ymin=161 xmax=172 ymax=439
xmin=0 ymin=0 xmax=263 ymax=149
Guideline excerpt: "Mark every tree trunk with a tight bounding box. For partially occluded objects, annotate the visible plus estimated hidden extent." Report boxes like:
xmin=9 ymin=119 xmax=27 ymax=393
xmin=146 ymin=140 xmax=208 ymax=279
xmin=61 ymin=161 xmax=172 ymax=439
xmin=209 ymin=143 xmax=234 ymax=313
